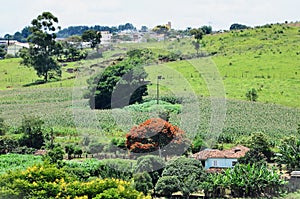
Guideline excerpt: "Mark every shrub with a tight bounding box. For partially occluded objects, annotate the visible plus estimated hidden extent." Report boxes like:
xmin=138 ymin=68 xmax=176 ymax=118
xmin=0 ymin=118 xmax=6 ymax=136
xmin=18 ymin=116 xmax=46 ymax=149
xmin=126 ymin=118 xmax=187 ymax=156
xmin=246 ymin=88 xmax=258 ymax=101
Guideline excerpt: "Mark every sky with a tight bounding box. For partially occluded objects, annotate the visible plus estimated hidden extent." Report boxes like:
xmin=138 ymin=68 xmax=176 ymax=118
xmin=1 ymin=0 xmax=299 ymax=36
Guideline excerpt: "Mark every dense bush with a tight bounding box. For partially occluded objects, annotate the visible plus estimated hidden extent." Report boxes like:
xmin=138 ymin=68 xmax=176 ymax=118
xmin=202 ymin=163 xmax=286 ymax=198
xmin=85 ymin=49 xmax=152 ymax=109
xmin=157 ymin=157 xmax=205 ymax=197
xmin=0 ymin=164 xmax=149 ymax=199
xmin=18 ymin=116 xmax=46 ymax=149
xmin=134 ymin=155 xmax=165 ymax=185
xmin=0 ymin=118 xmax=6 ymax=135
xmin=275 ymin=136 xmax=300 ymax=172
xmin=124 ymin=100 xmax=182 ymax=114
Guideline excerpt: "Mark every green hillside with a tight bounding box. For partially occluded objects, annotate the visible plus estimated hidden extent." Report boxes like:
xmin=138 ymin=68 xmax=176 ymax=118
xmin=0 ymin=23 xmax=299 ymax=143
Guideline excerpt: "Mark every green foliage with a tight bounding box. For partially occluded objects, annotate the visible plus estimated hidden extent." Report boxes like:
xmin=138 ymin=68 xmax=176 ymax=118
xmin=202 ymin=163 xmax=286 ymax=198
xmin=89 ymin=142 xmax=105 ymax=154
xmin=65 ymin=144 xmax=75 ymax=159
xmin=44 ymin=144 xmax=64 ymax=164
xmin=0 ymin=154 xmax=42 ymax=174
xmin=18 ymin=116 xmax=46 ymax=149
xmin=0 ymin=137 xmax=19 ymax=154
xmin=161 ymin=157 xmax=205 ymax=197
xmin=190 ymin=28 xmax=204 ymax=55
xmin=0 ymin=164 xmax=148 ymax=199
xmin=155 ymin=175 xmax=181 ymax=197
xmin=0 ymin=117 xmax=6 ymax=135
xmin=82 ymin=29 xmax=102 ymax=48
xmin=191 ymin=134 xmax=204 ymax=153
xmin=134 ymin=155 xmax=165 ymax=185
xmin=275 ymin=136 xmax=300 ymax=172
xmin=85 ymin=49 xmax=151 ymax=109
xmin=124 ymin=100 xmax=181 ymax=114
xmin=230 ymin=23 xmax=249 ymax=30
xmin=246 ymin=87 xmax=258 ymax=101
xmin=238 ymin=149 xmax=267 ymax=165
xmin=190 ymin=28 xmax=204 ymax=41
xmin=0 ymin=44 xmax=6 ymax=58
xmin=249 ymin=132 xmax=273 ymax=161
xmin=152 ymin=25 xmax=170 ymax=34
xmin=201 ymin=25 xmax=212 ymax=34
xmin=58 ymin=41 xmax=88 ymax=62
xmin=133 ymin=172 xmax=153 ymax=195
xmin=20 ymin=12 xmax=62 ymax=82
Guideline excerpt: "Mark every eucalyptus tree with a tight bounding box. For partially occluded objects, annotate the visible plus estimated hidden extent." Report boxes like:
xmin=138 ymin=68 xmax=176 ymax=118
xmin=20 ymin=12 xmax=62 ymax=82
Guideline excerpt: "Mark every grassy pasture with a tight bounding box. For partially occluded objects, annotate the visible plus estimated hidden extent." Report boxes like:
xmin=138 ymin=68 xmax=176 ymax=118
xmin=0 ymin=23 xmax=299 ymax=144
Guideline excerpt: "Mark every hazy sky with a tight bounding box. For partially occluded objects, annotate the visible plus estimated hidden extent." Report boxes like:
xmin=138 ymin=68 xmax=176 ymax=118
xmin=1 ymin=0 xmax=299 ymax=36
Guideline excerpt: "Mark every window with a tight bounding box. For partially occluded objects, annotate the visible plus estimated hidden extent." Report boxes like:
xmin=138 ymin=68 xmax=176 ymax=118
xmin=213 ymin=160 xmax=218 ymax=167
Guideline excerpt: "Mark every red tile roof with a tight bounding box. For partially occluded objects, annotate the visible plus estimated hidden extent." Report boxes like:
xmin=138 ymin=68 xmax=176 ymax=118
xmin=192 ymin=145 xmax=250 ymax=160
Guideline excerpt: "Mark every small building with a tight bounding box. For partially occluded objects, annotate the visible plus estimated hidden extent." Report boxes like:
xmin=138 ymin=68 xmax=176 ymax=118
xmin=7 ymin=42 xmax=29 ymax=56
xmin=288 ymin=171 xmax=300 ymax=192
xmin=192 ymin=145 xmax=250 ymax=170
xmin=100 ymin=31 xmax=112 ymax=45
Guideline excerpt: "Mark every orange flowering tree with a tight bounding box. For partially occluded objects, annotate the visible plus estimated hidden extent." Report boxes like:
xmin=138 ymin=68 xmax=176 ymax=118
xmin=126 ymin=118 xmax=189 ymax=156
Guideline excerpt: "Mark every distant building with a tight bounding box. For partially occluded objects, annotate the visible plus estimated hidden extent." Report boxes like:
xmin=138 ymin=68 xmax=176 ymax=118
xmin=167 ymin=21 xmax=172 ymax=29
xmin=7 ymin=42 xmax=29 ymax=56
xmin=192 ymin=145 xmax=250 ymax=171
xmin=100 ymin=31 xmax=112 ymax=45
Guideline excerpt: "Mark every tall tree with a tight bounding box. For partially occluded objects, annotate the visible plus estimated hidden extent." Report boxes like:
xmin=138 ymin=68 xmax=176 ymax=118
xmin=85 ymin=49 xmax=150 ymax=109
xmin=4 ymin=34 xmax=13 ymax=46
xmin=190 ymin=28 xmax=204 ymax=55
xmin=18 ymin=116 xmax=45 ymax=149
xmin=153 ymin=25 xmax=170 ymax=41
xmin=156 ymin=157 xmax=205 ymax=198
xmin=81 ymin=29 xmax=101 ymax=49
xmin=20 ymin=12 xmax=62 ymax=82
xmin=126 ymin=118 xmax=186 ymax=157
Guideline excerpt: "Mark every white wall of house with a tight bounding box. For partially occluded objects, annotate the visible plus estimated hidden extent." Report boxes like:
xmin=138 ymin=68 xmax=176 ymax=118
xmin=205 ymin=158 xmax=238 ymax=169
xmin=7 ymin=43 xmax=29 ymax=56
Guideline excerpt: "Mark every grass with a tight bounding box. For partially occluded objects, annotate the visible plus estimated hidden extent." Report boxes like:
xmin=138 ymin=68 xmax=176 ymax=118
xmin=0 ymin=154 xmax=42 ymax=174
xmin=0 ymin=23 xmax=299 ymax=146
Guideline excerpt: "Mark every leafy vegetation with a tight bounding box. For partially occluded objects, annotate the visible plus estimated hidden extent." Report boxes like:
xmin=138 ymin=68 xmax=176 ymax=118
xmin=203 ymin=163 xmax=286 ymax=198
xmin=20 ymin=12 xmax=62 ymax=82
xmin=0 ymin=20 xmax=300 ymax=198
xmin=85 ymin=49 xmax=150 ymax=109
xmin=0 ymin=164 xmax=149 ymax=199
xmin=0 ymin=154 xmax=42 ymax=174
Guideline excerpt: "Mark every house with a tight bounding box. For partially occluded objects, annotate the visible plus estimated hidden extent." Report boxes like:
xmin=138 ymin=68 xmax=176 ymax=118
xmin=192 ymin=145 xmax=250 ymax=170
xmin=7 ymin=42 xmax=29 ymax=56
xmin=100 ymin=31 xmax=112 ymax=45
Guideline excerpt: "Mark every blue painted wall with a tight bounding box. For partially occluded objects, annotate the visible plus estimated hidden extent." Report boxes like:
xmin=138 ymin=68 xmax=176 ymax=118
xmin=205 ymin=158 xmax=238 ymax=169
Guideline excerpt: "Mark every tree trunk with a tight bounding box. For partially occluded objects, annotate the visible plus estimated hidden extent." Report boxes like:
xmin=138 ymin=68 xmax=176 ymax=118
xmin=44 ymin=72 xmax=48 ymax=82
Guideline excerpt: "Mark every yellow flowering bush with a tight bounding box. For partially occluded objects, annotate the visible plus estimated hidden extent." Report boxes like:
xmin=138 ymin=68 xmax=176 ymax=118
xmin=0 ymin=164 xmax=149 ymax=199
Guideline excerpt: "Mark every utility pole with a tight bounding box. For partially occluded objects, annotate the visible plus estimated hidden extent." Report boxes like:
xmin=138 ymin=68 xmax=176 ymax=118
xmin=157 ymin=75 xmax=162 ymax=104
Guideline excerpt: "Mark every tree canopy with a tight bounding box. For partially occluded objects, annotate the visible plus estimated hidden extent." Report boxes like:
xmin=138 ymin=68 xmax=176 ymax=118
xmin=275 ymin=136 xmax=300 ymax=172
xmin=230 ymin=23 xmax=250 ymax=30
xmin=126 ymin=118 xmax=187 ymax=156
xmin=20 ymin=12 xmax=62 ymax=82
xmin=156 ymin=157 xmax=205 ymax=197
xmin=81 ymin=29 xmax=102 ymax=48
xmin=85 ymin=49 xmax=152 ymax=109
